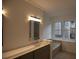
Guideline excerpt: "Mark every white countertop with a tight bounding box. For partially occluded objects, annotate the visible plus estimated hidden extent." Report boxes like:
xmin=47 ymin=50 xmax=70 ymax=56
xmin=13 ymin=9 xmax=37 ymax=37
xmin=3 ymin=40 xmax=52 ymax=59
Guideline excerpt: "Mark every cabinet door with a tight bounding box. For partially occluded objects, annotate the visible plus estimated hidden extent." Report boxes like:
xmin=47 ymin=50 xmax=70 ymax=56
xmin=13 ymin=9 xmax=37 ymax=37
xmin=34 ymin=45 xmax=50 ymax=59
xmin=15 ymin=52 xmax=33 ymax=59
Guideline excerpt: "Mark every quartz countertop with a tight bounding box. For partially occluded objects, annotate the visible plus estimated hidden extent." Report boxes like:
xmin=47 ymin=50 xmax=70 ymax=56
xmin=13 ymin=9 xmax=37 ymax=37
xmin=3 ymin=39 xmax=52 ymax=59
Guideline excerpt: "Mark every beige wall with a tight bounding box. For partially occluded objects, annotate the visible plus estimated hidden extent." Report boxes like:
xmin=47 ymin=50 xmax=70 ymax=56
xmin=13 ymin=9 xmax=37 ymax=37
xmin=62 ymin=41 xmax=76 ymax=53
xmin=3 ymin=0 xmax=44 ymax=51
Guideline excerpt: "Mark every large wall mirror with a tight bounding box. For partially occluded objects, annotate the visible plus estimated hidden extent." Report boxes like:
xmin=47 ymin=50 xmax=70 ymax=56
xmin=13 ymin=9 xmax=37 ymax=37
xmin=29 ymin=16 xmax=41 ymax=40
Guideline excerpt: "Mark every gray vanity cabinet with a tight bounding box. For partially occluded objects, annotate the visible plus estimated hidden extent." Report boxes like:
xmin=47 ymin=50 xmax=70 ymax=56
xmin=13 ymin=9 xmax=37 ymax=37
xmin=34 ymin=45 xmax=50 ymax=59
xmin=15 ymin=45 xmax=50 ymax=59
xmin=15 ymin=52 xmax=34 ymax=59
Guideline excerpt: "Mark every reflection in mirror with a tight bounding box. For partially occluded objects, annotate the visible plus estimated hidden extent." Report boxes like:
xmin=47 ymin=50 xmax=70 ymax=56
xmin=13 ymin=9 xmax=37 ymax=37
xmin=29 ymin=20 xmax=40 ymax=40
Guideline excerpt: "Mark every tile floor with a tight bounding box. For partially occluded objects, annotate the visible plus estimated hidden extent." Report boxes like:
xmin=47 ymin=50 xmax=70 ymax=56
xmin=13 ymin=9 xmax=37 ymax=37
xmin=52 ymin=51 xmax=76 ymax=59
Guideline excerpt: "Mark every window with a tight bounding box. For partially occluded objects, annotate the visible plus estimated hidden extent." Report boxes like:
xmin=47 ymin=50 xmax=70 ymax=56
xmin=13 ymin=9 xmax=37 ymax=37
xmin=70 ymin=21 xmax=76 ymax=39
xmin=63 ymin=21 xmax=70 ymax=39
xmin=54 ymin=21 xmax=62 ymax=38
xmin=54 ymin=20 xmax=76 ymax=39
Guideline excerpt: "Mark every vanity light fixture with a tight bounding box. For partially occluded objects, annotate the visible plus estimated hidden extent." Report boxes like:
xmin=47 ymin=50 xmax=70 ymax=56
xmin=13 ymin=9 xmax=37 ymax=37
xmin=28 ymin=16 xmax=41 ymax=22
xmin=2 ymin=9 xmax=6 ymax=15
xmin=2 ymin=9 xmax=8 ymax=17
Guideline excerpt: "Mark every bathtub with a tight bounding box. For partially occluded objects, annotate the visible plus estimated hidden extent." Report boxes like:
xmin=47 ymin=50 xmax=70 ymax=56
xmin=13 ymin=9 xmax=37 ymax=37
xmin=50 ymin=40 xmax=62 ymax=57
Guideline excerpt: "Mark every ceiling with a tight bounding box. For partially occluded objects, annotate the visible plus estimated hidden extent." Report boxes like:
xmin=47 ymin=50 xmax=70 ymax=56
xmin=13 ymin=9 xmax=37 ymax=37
xmin=26 ymin=0 xmax=76 ymax=17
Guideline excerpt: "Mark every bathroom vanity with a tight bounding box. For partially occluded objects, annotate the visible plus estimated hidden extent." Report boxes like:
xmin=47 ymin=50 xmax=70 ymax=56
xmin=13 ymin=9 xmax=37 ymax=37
xmin=3 ymin=40 xmax=51 ymax=59
xmin=15 ymin=45 xmax=50 ymax=59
